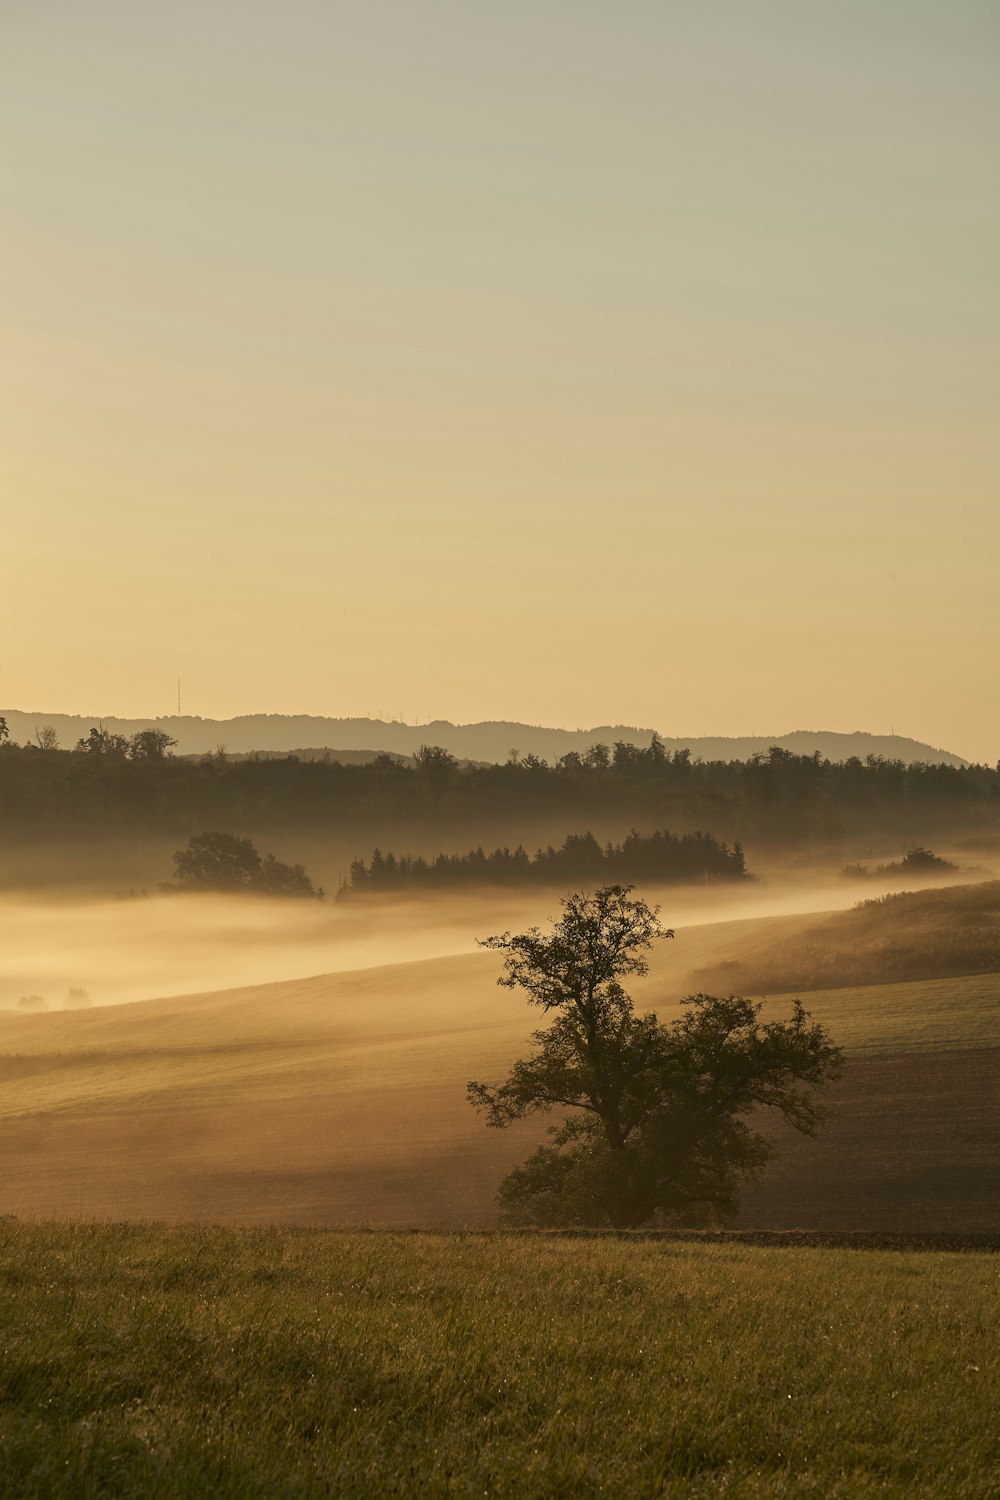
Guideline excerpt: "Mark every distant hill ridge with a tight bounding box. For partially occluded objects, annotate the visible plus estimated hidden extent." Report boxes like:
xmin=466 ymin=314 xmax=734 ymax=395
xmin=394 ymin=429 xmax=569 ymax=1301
xmin=0 ymin=711 xmax=970 ymax=767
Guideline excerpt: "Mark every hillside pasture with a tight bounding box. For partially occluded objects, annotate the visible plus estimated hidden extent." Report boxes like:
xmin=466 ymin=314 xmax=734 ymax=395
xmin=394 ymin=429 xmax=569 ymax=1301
xmin=0 ymin=903 xmax=996 ymax=1231
xmin=693 ymin=879 xmax=1000 ymax=995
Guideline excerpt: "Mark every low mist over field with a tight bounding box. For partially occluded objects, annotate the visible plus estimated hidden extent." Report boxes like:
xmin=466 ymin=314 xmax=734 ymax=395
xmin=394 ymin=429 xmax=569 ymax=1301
xmin=2 ymin=852 xmax=986 ymax=1016
xmin=0 ymin=882 xmax=807 ymax=1013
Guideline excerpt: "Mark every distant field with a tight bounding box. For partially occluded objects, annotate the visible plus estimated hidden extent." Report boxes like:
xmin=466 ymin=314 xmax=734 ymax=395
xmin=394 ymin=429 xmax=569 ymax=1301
xmin=0 ymin=902 xmax=997 ymax=1232
xmin=694 ymin=880 xmax=1000 ymax=995
xmin=0 ymin=1222 xmax=996 ymax=1498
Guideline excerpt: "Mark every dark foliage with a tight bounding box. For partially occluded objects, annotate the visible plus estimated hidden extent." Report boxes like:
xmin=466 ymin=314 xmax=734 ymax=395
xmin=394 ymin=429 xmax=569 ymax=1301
xmin=0 ymin=734 xmax=997 ymax=842
xmin=469 ymin=886 xmax=842 ymax=1228
xmin=341 ymin=828 xmax=746 ymax=895
xmin=165 ymin=832 xmax=323 ymax=898
xmin=842 ymin=845 xmax=958 ymax=880
xmin=74 ymin=724 xmax=178 ymax=760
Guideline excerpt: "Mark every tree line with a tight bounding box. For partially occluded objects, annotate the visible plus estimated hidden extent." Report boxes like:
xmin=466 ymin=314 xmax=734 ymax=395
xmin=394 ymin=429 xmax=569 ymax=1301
xmin=0 ymin=728 xmax=996 ymax=841
xmin=0 ymin=718 xmax=178 ymax=760
xmin=342 ymin=828 xmax=746 ymax=896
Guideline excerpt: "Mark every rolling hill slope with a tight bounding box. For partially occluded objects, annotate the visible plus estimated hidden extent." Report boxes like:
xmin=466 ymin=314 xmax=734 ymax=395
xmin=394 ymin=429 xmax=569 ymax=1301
xmin=0 ymin=907 xmax=996 ymax=1231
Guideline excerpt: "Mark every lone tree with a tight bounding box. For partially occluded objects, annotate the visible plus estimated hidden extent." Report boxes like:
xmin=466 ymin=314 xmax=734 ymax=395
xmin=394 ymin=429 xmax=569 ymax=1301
xmin=167 ymin=832 xmax=323 ymax=898
xmin=468 ymin=885 xmax=842 ymax=1228
xmin=127 ymin=728 xmax=177 ymax=761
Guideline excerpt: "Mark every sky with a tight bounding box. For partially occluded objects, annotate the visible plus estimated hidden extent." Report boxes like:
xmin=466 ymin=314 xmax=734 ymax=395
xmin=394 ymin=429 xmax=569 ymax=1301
xmin=3 ymin=2 xmax=998 ymax=761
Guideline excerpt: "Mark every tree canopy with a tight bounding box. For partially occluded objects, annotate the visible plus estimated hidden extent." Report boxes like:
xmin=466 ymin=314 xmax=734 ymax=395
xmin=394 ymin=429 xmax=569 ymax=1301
xmin=75 ymin=724 xmax=177 ymax=760
xmin=342 ymin=828 xmax=746 ymax=895
xmin=0 ymin=734 xmax=994 ymax=843
xmin=166 ymin=832 xmax=323 ymax=898
xmin=469 ymin=885 xmax=842 ymax=1228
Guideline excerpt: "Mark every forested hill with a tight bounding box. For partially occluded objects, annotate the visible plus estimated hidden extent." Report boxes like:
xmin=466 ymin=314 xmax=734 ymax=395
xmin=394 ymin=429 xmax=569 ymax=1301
xmin=0 ymin=711 xmax=969 ymax=767
xmin=1 ymin=739 xmax=996 ymax=844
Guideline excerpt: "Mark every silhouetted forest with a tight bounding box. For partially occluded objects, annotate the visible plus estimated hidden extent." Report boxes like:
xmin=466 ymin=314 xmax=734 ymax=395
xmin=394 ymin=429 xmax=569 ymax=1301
xmin=341 ymin=828 xmax=746 ymax=896
xmin=0 ymin=733 xmax=997 ymax=843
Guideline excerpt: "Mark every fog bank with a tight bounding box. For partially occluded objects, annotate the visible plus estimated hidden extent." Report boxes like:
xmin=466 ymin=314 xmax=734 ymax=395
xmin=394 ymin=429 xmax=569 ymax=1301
xmin=1 ymin=853 xmax=987 ymax=1013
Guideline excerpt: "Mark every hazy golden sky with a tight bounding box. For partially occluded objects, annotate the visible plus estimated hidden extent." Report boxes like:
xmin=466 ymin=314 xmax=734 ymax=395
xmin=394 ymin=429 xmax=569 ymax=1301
xmin=3 ymin=3 xmax=998 ymax=759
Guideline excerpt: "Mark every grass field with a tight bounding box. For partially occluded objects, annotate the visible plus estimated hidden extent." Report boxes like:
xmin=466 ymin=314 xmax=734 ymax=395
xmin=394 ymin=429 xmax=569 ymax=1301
xmin=693 ymin=880 xmax=1000 ymax=995
xmin=0 ymin=902 xmax=997 ymax=1230
xmin=0 ymin=1221 xmax=997 ymax=1498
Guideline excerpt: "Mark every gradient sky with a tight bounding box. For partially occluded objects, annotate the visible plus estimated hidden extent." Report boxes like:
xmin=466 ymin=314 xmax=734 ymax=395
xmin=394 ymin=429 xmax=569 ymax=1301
xmin=3 ymin=3 xmax=998 ymax=760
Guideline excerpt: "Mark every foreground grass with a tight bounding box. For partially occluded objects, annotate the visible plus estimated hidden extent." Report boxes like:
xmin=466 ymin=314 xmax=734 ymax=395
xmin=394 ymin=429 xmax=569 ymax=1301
xmin=0 ymin=1224 xmax=997 ymax=1498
